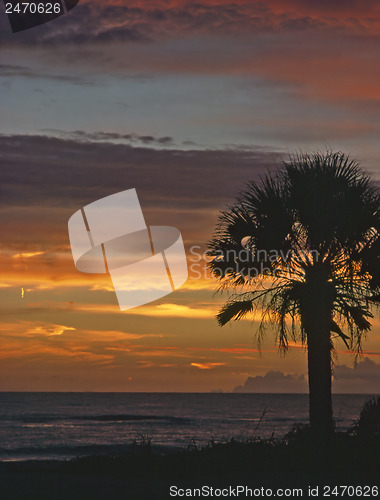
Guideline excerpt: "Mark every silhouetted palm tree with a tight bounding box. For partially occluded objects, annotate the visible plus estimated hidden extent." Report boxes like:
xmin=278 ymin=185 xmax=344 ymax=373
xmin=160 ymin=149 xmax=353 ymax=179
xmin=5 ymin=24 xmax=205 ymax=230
xmin=208 ymin=152 xmax=380 ymax=441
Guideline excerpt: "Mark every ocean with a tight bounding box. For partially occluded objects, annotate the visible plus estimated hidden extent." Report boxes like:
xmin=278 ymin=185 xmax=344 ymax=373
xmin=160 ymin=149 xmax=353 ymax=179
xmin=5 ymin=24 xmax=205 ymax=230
xmin=0 ymin=392 xmax=372 ymax=462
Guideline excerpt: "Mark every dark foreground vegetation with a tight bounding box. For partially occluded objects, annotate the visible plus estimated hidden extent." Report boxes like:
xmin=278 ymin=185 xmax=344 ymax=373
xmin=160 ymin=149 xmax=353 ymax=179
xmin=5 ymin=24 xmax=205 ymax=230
xmin=0 ymin=433 xmax=378 ymax=500
xmin=1 ymin=398 xmax=379 ymax=500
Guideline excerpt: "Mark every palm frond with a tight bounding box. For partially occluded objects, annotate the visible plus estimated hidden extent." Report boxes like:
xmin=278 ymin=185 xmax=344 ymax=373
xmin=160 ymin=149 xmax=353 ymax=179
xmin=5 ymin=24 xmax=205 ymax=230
xmin=208 ymin=151 xmax=379 ymax=357
xmin=217 ymin=299 xmax=255 ymax=326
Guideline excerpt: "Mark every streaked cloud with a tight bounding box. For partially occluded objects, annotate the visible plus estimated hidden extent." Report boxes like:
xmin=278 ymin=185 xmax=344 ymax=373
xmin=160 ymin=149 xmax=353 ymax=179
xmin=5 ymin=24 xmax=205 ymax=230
xmin=127 ymin=303 xmax=214 ymax=319
xmin=190 ymin=362 xmax=227 ymax=370
xmin=25 ymin=323 xmax=76 ymax=336
xmin=12 ymin=251 xmax=46 ymax=259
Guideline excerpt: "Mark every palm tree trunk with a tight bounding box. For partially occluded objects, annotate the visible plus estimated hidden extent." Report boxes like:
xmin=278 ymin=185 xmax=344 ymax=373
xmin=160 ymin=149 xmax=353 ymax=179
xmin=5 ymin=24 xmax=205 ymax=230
xmin=306 ymin=319 xmax=333 ymax=442
xmin=302 ymin=267 xmax=334 ymax=443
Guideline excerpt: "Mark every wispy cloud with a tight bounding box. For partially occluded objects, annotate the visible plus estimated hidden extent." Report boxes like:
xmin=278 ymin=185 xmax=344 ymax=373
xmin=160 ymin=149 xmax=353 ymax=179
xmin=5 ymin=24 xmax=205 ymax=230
xmin=25 ymin=324 xmax=76 ymax=337
xmin=12 ymin=251 xmax=46 ymax=259
xmin=190 ymin=362 xmax=227 ymax=370
xmin=43 ymin=129 xmax=174 ymax=146
xmin=0 ymin=64 xmax=95 ymax=85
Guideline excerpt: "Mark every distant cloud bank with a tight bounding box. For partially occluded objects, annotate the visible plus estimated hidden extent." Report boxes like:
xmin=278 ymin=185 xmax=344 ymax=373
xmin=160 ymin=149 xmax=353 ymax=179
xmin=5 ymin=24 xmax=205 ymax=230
xmin=234 ymin=371 xmax=308 ymax=393
xmin=234 ymin=358 xmax=380 ymax=394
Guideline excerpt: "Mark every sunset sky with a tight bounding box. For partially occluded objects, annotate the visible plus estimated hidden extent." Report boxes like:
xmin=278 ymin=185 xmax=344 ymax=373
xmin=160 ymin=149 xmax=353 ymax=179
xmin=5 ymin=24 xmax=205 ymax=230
xmin=0 ymin=0 xmax=379 ymax=392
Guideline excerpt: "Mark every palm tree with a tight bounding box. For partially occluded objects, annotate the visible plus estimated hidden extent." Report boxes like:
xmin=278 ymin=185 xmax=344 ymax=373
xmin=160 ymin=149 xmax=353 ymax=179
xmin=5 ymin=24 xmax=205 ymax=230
xmin=208 ymin=152 xmax=380 ymax=442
